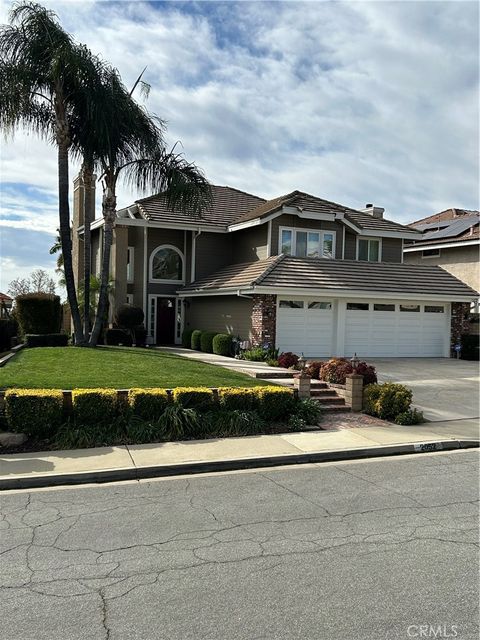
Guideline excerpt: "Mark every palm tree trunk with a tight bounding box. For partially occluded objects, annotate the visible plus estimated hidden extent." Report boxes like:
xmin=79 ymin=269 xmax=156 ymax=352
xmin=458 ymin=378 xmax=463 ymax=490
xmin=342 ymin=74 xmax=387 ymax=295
xmin=58 ymin=137 xmax=84 ymax=345
xmin=82 ymin=161 xmax=93 ymax=338
xmin=90 ymin=187 xmax=116 ymax=346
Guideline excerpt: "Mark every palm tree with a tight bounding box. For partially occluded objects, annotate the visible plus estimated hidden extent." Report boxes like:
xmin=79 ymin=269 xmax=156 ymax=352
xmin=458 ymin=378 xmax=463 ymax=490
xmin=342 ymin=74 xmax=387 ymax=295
xmin=80 ymin=67 xmax=212 ymax=346
xmin=0 ymin=1 xmax=103 ymax=344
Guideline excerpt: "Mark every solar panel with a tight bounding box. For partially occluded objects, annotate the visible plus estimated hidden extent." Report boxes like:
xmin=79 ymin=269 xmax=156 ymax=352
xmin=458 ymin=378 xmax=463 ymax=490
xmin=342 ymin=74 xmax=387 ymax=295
xmin=422 ymin=216 xmax=479 ymax=241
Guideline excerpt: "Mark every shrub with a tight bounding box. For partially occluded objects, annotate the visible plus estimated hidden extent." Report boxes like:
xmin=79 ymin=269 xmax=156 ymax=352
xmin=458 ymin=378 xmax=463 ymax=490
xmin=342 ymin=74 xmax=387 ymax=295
xmin=278 ymin=352 xmax=299 ymax=369
xmin=213 ymin=333 xmax=233 ymax=357
xmin=105 ymin=328 xmax=132 ymax=346
xmin=72 ymin=388 xmax=118 ymax=425
xmin=134 ymin=327 xmax=147 ymax=348
xmin=200 ymin=331 xmax=217 ymax=354
xmin=255 ymin=386 xmax=296 ymax=421
xmin=265 ymin=358 xmax=279 ymax=367
xmin=25 ymin=333 xmax=68 ymax=348
xmin=5 ymin=389 xmax=63 ymax=437
xmin=116 ymin=304 xmax=144 ymax=335
xmin=204 ymin=409 xmax=264 ymax=437
xmin=128 ymin=388 xmax=169 ymax=421
xmin=217 ymin=387 xmax=260 ymax=412
xmin=172 ymin=387 xmax=215 ymax=411
xmin=182 ymin=328 xmax=194 ymax=348
xmin=15 ymin=293 xmax=61 ymax=336
xmin=363 ymin=383 xmax=413 ymax=421
xmin=0 ymin=318 xmax=18 ymax=352
xmin=191 ymin=329 xmax=202 ymax=350
xmin=242 ymin=347 xmax=267 ymax=361
xmin=156 ymin=404 xmax=200 ymax=440
xmin=394 ymin=408 xmax=424 ymax=425
xmin=461 ymin=334 xmax=479 ymax=361
xmin=305 ymin=361 xmax=325 ymax=380
xmin=294 ymin=398 xmax=322 ymax=425
xmin=354 ymin=362 xmax=378 ymax=385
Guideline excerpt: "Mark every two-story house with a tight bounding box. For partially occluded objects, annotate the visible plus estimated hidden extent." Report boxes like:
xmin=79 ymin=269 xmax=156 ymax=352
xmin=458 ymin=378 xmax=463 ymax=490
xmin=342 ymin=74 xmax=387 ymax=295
xmin=403 ymin=208 xmax=479 ymax=312
xmin=72 ymin=175 xmax=477 ymax=358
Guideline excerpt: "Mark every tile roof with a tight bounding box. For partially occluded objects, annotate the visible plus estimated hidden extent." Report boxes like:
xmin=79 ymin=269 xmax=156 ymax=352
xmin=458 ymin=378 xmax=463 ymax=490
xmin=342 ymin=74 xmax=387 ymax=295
xmin=407 ymin=209 xmax=479 ymax=246
xmin=181 ymin=255 xmax=478 ymax=299
xmin=131 ymin=186 xmax=415 ymax=235
xmin=135 ymin=185 xmax=265 ymax=230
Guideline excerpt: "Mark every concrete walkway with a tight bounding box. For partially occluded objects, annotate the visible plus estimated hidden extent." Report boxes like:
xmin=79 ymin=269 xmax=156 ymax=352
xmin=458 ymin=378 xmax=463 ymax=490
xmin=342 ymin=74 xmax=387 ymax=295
xmin=157 ymin=346 xmax=293 ymax=379
xmin=1 ymin=420 xmax=477 ymax=489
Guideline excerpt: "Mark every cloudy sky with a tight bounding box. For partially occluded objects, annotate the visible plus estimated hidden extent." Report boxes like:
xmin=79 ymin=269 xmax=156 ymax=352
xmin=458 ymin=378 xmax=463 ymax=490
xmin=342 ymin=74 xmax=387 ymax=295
xmin=0 ymin=0 xmax=478 ymax=293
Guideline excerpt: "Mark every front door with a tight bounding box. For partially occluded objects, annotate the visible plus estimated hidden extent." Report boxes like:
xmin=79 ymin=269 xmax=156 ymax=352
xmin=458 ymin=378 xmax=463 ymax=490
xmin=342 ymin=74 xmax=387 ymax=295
xmin=156 ymin=298 xmax=176 ymax=344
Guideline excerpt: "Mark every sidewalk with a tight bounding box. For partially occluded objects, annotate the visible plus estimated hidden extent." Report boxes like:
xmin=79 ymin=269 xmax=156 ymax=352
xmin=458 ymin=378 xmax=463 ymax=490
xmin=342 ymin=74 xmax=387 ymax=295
xmin=1 ymin=419 xmax=478 ymax=490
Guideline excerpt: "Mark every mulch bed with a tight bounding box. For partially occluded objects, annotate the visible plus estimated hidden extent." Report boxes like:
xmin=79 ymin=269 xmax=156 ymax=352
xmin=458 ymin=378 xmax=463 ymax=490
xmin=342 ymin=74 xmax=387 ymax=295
xmin=318 ymin=412 xmax=393 ymax=430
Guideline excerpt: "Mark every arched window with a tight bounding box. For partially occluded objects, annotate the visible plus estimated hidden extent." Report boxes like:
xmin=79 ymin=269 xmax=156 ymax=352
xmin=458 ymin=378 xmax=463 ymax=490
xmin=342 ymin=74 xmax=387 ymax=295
xmin=150 ymin=245 xmax=184 ymax=282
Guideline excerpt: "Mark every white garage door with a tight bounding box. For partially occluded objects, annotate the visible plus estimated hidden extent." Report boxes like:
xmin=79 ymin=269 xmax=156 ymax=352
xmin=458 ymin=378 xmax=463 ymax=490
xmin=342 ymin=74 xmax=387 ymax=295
xmin=276 ymin=299 xmax=334 ymax=357
xmin=344 ymin=301 xmax=448 ymax=357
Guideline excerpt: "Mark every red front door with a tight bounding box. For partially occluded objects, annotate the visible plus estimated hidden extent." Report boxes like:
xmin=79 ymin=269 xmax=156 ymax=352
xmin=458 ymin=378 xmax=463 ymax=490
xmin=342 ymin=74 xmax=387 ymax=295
xmin=156 ymin=298 xmax=175 ymax=344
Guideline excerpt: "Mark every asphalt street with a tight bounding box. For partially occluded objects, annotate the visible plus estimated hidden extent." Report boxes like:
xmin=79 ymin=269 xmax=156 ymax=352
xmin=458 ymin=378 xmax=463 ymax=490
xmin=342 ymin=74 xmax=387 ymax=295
xmin=1 ymin=450 xmax=478 ymax=640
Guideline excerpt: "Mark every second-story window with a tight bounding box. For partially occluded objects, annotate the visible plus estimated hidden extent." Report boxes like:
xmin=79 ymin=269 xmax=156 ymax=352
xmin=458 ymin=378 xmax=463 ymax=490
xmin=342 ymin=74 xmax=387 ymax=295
xmin=279 ymin=228 xmax=335 ymax=259
xmin=150 ymin=245 xmax=184 ymax=282
xmin=357 ymin=238 xmax=380 ymax=262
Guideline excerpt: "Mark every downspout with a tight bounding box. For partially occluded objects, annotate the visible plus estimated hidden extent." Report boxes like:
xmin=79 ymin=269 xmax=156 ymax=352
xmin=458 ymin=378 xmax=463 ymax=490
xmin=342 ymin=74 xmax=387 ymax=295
xmin=342 ymin=224 xmax=346 ymax=260
xmin=236 ymin=291 xmax=253 ymax=299
xmin=191 ymin=229 xmax=202 ymax=283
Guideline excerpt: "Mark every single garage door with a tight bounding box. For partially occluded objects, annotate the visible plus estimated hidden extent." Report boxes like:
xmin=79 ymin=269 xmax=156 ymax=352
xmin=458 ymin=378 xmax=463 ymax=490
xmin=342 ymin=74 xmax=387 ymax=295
xmin=276 ymin=298 xmax=334 ymax=357
xmin=344 ymin=301 xmax=448 ymax=357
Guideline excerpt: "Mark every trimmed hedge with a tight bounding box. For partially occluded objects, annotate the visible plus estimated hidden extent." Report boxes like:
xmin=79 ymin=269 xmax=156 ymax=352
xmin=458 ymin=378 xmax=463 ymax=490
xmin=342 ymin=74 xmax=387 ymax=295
xmin=128 ymin=388 xmax=169 ymax=421
xmin=200 ymin=331 xmax=217 ymax=354
xmin=255 ymin=386 xmax=296 ymax=420
xmin=105 ymin=328 xmax=132 ymax=346
xmin=191 ymin=329 xmax=202 ymax=350
xmin=217 ymin=387 xmax=259 ymax=411
xmin=182 ymin=328 xmax=194 ymax=348
xmin=15 ymin=293 xmax=61 ymax=336
xmin=5 ymin=389 xmax=63 ymax=437
xmin=172 ymin=387 xmax=215 ymax=410
xmin=213 ymin=333 xmax=233 ymax=357
xmin=72 ymin=388 xmax=118 ymax=425
xmin=0 ymin=318 xmax=18 ymax=351
xmin=363 ymin=383 xmax=413 ymax=421
xmin=25 ymin=333 xmax=68 ymax=348
xmin=461 ymin=334 xmax=479 ymax=361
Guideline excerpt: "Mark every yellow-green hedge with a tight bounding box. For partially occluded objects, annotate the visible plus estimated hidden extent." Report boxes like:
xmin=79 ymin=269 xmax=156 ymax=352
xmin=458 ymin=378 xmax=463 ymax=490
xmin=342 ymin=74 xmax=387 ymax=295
xmin=5 ymin=389 xmax=64 ymax=437
xmin=72 ymin=388 xmax=118 ymax=424
xmin=217 ymin=387 xmax=260 ymax=411
xmin=254 ymin=386 xmax=296 ymax=420
xmin=172 ymin=387 xmax=215 ymax=410
xmin=128 ymin=388 xmax=169 ymax=421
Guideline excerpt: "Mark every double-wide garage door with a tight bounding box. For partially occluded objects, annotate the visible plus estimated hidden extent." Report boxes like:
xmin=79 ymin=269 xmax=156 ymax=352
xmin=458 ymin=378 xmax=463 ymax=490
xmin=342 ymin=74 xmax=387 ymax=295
xmin=276 ymin=298 xmax=449 ymax=358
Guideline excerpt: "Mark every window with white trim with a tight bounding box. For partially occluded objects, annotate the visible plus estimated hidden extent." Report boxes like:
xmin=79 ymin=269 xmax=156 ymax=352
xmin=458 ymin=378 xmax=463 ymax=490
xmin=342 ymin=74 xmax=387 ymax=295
xmin=127 ymin=247 xmax=134 ymax=282
xmin=357 ymin=238 xmax=380 ymax=262
xmin=279 ymin=227 xmax=336 ymax=259
xmin=150 ymin=245 xmax=184 ymax=282
xmin=422 ymin=248 xmax=440 ymax=258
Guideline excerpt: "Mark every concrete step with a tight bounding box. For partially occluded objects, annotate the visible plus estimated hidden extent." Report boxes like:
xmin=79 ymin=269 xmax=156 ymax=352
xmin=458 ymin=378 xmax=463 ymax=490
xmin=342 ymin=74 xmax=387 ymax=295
xmin=314 ymin=396 xmax=346 ymax=406
xmin=254 ymin=370 xmax=295 ymax=379
xmin=263 ymin=379 xmax=329 ymax=389
xmin=317 ymin=404 xmax=351 ymax=412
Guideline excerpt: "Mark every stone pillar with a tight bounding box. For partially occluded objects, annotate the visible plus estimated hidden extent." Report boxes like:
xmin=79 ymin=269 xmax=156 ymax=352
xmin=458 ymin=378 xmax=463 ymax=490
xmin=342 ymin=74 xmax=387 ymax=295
xmin=450 ymin=302 xmax=470 ymax=356
xmin=251 ymin=294 xmax=276 ymax=347
xmin=294 ymin=372 xmax=311 ymax=399
xmin=345 ymin=374 xmax=363 ymax=412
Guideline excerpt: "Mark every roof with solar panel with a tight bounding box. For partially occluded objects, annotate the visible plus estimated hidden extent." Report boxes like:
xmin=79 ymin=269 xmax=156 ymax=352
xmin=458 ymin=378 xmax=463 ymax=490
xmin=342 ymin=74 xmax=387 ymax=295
xmin=405 ymin=208 xmax=479 ymax=247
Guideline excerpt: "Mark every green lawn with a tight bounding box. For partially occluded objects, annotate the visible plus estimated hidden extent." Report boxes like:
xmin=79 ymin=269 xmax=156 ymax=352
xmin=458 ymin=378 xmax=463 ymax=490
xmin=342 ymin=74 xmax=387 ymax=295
xmin=0 ymin=347 xmax=267 ymax=390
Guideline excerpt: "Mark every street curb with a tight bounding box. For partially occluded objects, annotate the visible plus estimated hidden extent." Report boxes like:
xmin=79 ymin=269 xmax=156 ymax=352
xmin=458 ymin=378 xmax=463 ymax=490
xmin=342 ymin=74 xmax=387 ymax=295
xmin=0 ymin=439 xmax=478 ymax=491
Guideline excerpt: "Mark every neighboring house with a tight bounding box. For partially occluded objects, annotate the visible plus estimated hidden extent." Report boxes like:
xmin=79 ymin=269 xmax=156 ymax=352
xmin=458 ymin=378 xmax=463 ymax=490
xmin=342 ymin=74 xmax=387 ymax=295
xmin=0 ymin=293 xmax=13 ymax=319
xmin=403 ymin=208 xmax=479 ymax=312
xmin=72 ymin=175 xmax=477 ymax=358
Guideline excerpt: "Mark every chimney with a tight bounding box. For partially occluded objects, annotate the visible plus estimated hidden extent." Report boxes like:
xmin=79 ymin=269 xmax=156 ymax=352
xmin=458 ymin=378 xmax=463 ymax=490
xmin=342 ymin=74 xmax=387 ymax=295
xmin=72 ymin=171 xmax=96 ymax=289
xmin=362 ymin=203 xmax=385 ymax=219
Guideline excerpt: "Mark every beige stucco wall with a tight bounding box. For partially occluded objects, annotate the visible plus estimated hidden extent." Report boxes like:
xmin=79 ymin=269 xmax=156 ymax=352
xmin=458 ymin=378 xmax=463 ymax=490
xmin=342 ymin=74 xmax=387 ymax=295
xmin=185 ymin=295 xmax=253 ymax=341
xmin=404 ymin=245 xmax=479 ymax=292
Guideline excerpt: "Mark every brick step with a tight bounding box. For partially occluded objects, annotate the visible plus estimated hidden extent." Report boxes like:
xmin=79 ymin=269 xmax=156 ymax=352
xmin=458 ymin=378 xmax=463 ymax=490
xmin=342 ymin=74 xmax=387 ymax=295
xmin=317 ymin=404 xmax=351 ymax=412
xmin=310 ymin=389 xmax=342 ymax=398
xmin=264 ymin=379 xmax=329 ymax=389
xmin=313 ymin=396 xmax=346 ymax=406
xmin=254 ymin=370 xmax=295 ymax=379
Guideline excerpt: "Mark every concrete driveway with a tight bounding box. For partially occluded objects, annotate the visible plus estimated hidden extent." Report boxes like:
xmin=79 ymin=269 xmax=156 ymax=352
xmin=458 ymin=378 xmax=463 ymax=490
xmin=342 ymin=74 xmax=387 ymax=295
xmin=371 ymin=358 xmax=479 ymax=423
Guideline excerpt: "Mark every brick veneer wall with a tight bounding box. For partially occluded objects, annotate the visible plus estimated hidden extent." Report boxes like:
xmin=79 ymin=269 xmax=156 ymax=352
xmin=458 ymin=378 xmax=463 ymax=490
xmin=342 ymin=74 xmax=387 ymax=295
xmin=450 ymin=302 xmax=471 ymax=354
xmin=251 ymin=294 xmax=277 ymax=347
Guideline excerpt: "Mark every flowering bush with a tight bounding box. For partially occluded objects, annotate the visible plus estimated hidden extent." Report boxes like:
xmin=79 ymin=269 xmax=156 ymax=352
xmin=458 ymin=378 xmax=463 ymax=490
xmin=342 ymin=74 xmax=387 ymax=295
xmin=305 ymin=361 xmax=325 ymax=380
xmin=278 ymin=352 xmax=299 ymax=369
xmin=319 ymin=358 xmax=377 ymax=386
